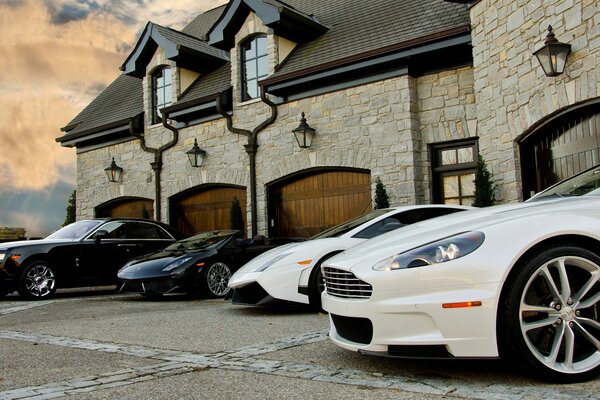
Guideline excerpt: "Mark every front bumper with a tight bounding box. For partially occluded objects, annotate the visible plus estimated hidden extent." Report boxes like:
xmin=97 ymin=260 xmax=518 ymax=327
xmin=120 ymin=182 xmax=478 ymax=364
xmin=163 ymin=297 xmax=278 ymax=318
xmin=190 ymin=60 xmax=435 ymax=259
xmin=322 ymin=282 xmax=501 ymax=358
xmin=119 ymin=277 xmax=180 ymax=294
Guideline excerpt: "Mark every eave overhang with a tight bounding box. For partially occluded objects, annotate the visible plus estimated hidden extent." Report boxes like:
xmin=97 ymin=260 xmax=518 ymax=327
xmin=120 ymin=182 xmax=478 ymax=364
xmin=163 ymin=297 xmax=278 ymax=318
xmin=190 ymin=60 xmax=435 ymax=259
xmin=121 ymin=22 xmax=229 ymax=78
xmin=207 ymin=0 xmax=328 ymax=50
xmin=57 ymin=113 xmax=144 ymax=148
xmin=262 ymin=25 xmax=472 ymax=98
xmin=163 ymin=88 xmax=232 ymax=123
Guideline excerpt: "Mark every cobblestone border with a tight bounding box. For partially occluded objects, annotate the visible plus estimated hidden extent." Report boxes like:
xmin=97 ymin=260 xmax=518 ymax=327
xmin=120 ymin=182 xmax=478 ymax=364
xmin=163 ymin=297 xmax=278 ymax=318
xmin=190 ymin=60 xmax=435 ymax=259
xmin=1 ymin=329 xmax=598 ymax=400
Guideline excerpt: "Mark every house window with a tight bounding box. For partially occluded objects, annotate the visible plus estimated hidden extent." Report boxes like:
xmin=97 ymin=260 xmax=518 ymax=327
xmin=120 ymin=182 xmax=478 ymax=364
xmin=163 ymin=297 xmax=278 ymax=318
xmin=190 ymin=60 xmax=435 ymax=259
xmin=241 ymin=35 xmax=268 ymax=101
xmin=152 ymin=67 xmax=172 ymax=124
xmin=431 ymin=140 xmax=478 ymax=205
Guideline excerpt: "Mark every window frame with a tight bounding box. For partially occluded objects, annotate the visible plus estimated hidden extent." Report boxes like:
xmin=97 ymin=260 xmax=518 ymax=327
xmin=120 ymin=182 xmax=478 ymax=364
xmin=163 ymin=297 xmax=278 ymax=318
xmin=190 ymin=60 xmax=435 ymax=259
xmin=430 ymin=139 xmax=479 ymax=205
xmin=240 ymin=35 xmax=268 ymax=102
xmin=152 ymin=66 xmax=172 ymax=125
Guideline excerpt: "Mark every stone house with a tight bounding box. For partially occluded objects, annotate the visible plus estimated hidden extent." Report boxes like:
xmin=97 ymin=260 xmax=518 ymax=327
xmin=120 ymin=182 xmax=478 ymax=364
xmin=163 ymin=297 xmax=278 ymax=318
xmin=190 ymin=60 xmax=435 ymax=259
xmin=57 ymin=0 xmax=600 ymax=238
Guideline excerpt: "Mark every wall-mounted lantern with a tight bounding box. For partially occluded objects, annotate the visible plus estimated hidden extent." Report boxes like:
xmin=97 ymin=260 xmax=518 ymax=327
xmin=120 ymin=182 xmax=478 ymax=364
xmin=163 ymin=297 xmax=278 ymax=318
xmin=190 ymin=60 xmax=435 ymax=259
xmin=292 ymin=112 xmax=316 ymax=148
xmin=186 ymin=138 xmax=206 ymax=167
xmin=104 ymin=157 xmax=123 ymax=183
xmin=533 ymin=25 xmax=571 ymax=77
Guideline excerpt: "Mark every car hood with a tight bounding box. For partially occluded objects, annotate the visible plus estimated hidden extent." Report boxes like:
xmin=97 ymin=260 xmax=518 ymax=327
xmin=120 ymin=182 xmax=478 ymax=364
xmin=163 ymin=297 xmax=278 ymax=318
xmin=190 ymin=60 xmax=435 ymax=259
xmin=329 ymin=197 xmax=600 ymax=271
xmin=118 ymin=249 xmax=209 ymax=279
xmin=0 ymin=238 xmax=75 ymax=250
xmin=232 ymin=238 xmax=355 ymax=279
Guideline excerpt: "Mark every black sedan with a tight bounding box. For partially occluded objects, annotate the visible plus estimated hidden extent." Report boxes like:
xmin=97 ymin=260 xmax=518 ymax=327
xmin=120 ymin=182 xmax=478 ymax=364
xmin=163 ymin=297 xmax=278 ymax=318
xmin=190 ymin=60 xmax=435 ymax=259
xmin=117 ymin=230 xmax=298 ymax=298
xmin=0 ymin=219 xmax=183 ymax=299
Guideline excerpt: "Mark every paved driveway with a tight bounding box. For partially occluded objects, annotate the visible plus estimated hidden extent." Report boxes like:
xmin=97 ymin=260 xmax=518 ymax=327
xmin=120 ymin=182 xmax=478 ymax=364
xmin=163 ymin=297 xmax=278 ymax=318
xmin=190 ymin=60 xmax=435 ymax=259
xmin=1 ymin=289 xmax=599 ymax=399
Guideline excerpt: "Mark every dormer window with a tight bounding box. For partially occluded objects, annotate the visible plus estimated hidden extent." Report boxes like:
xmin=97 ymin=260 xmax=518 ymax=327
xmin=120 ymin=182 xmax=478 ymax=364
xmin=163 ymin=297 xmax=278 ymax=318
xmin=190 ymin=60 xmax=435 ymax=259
xmin=241 ymin=35 xmax=268 ymax=101
xmin=152 ymin=66 xmax=172 ymax=124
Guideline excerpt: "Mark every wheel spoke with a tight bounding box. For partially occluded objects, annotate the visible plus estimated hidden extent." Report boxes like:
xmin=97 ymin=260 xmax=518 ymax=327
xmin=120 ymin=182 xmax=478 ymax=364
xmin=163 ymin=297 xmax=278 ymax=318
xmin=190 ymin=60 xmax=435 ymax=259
xmin=520 ymin=303 xmax=556 ymax=314
xmin=573 ymin=271 xmax=599 ymax=306
xmin=556 ymin=258 xmax=572 ymax=303
xmin=545 ymin=323 xmax=565 ymax=365
xmin=578 ymin=291 xmax=600 ymax=309
xmin=563 ymin=325 xmax=575 ymax=369
xmin=574 ymin=319 xmax=600 ymax=351
xmin=522 ymin=316 xmax=559 ymax=332
xmin=539 ymin=266 xmax=563 ymax=302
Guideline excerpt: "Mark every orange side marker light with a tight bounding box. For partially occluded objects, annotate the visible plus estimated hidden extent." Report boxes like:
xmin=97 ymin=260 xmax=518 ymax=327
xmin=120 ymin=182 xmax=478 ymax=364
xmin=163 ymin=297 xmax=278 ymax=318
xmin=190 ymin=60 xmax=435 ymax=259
xmin=442 ymin=301 xmax=482 ymax=309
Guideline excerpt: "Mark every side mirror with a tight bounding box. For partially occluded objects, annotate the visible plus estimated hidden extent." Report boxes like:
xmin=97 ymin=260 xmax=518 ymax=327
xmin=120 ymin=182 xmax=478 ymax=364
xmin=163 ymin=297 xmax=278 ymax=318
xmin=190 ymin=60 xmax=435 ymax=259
xmin=93 ymin=230 xmax=108 ymax=244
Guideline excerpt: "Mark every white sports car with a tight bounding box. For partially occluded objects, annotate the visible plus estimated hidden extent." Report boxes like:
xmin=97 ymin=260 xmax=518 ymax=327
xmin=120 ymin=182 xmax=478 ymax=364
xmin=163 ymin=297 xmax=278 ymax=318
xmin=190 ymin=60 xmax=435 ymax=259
xmin=228 ymin=205 xmax=470 ymax=309
xmin=322 ymin=165 xmax=600 ymax=382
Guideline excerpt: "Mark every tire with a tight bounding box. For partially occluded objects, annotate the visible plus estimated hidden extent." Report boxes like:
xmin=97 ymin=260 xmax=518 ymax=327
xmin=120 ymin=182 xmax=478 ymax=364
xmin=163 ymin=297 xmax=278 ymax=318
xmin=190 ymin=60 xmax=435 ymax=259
xmin=500 ymin=244 xmax=600 ymax=382
xmin=201 ymin=261 xmax=232 ymax=298
xmin=18 ymin=261 xmax=57 ymax=300
xmin=0 ymin=285 xmax=10 ymax=298
xmin=308 ymin=253 xmax=340 ymax=311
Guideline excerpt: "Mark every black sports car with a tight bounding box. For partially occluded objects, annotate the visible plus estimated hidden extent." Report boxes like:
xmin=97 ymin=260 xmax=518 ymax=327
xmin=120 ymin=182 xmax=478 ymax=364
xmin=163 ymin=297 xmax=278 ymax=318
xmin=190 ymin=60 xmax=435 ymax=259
xmin=117 ymin=230 xmax=299 ymax=298
xmin=0 ymin=219 xmax=183 ymax=299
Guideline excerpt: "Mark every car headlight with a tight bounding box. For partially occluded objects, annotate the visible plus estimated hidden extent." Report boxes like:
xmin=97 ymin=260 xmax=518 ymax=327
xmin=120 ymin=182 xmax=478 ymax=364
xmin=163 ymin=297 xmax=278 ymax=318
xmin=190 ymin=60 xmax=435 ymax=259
xmin=373 ymin=231 xmax=485 ymax=271
xmin=163 ymin=257 xmax=192 ymax=272
xmin=253 ymin=252 xmax=292 ymax=272
xmin=0 ymin=252 xmax=5 ymax=262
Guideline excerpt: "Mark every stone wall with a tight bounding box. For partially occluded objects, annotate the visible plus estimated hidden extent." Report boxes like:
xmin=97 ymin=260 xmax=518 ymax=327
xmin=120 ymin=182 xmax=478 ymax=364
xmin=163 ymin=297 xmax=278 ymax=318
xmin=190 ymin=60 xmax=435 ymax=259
xmin=75 ymin=12 xmax=475 ymax=235
xmin=470 ymin=0 xmax=600 ymax=202
xmin=0 ymin=227 xmax=26 ymax=240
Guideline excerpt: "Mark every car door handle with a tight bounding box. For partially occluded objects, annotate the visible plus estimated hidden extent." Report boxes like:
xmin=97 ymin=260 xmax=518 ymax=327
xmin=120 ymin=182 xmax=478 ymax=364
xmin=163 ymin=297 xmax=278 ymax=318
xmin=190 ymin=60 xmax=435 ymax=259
xmin=118 ymin=244 xmax=143 ymax=247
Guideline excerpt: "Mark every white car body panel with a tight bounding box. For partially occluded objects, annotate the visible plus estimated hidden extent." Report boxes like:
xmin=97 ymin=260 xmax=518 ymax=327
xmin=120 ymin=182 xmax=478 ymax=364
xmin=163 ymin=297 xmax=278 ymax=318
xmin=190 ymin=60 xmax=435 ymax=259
xmin=229 ymin=205 xmax=470 ymax=305
xmin=322 ymin=196 xmax=600 ymax=358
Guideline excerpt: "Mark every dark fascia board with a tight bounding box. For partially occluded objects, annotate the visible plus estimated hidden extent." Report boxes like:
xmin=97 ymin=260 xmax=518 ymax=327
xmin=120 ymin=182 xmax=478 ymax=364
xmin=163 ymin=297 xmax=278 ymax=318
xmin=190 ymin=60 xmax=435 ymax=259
xmin=57 ymin=121 xmax=130 ymax=148
xmin=263 ymin=25 xmax=471 ymax=88
xmin=121 ymin=23 xmax=228 ymax=78
xmin=56 ymin=113 xmax=144 ymax=147
xmin=165 ymin=88 xmax=232 ymax=122
xmin=207 ymin=0 xmax=327 ymax=50
xmin=263 ymin=29 xmax=472 ymax=95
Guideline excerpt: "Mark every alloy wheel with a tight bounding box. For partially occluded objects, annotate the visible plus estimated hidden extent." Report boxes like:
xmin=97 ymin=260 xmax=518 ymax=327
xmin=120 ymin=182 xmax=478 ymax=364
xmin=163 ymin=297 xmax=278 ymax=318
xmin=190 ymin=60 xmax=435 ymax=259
xmin=24 ymin=264 xmax=56 ymax=298
xmin=207 ymin=262 xmax=231 ymax=297
xmin=519 ymin=255 xmax=600 ymax=375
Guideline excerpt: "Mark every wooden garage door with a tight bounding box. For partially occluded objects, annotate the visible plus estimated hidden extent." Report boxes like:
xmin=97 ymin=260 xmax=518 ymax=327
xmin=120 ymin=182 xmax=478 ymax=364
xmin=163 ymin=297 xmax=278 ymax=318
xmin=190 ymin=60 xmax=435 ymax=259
xmin=171 ymin=186 xmax=246 ymax=237
xmin=521 ymin=103 xmax=600 ymax=199
xmin=273 ymin=170 xmax=371 ymax=238
xmin=96 ymin=198 xmax=153 ymax=219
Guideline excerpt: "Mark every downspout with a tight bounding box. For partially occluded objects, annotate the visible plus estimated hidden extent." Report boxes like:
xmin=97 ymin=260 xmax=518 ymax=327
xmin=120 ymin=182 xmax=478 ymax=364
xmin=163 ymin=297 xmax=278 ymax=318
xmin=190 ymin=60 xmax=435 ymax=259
xmin=216 ymin=89 xmax=277 ymax=237
xmin=129 ymin=111 xmax=179 ymax=221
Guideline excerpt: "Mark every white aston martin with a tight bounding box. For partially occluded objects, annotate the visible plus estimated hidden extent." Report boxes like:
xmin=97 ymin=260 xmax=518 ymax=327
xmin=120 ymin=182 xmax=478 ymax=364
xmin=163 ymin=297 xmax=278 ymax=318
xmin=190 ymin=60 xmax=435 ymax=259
xmin=228 ymin=205 xmax=470 ymax=309
xmin=322 ymin=165 xmax=600 ymax=382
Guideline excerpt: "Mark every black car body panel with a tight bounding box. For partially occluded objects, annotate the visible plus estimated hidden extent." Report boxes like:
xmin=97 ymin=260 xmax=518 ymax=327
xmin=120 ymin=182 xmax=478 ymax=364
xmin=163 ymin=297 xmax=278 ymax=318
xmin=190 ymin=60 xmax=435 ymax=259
xmin=118 ymin=230 xmax=302 ymax=297
xmin=0 ymin=219 xmax=183 ymax=298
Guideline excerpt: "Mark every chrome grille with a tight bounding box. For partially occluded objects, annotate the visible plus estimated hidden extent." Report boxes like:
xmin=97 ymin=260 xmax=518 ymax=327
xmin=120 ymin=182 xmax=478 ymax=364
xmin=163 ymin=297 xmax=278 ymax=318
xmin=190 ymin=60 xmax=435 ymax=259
xmin=323 ymin=267 xmax=372 ymax=299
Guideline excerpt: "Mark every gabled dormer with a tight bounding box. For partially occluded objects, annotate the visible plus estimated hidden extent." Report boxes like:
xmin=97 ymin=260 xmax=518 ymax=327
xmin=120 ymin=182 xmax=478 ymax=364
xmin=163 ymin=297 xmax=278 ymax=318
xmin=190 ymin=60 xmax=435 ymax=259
xmin=207 ymin=0 xmax=328 ymax=51
xmin=121 ymin=22 xmax=229 ymax=78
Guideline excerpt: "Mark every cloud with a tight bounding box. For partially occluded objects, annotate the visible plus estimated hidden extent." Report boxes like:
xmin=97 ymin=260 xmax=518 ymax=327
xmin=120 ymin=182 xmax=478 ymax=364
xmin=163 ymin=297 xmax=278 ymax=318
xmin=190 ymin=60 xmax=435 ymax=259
xmin=0 ymin=0 xmax=227 ymax=236
xmin=44 ymin=0 xmax=100 ymax=24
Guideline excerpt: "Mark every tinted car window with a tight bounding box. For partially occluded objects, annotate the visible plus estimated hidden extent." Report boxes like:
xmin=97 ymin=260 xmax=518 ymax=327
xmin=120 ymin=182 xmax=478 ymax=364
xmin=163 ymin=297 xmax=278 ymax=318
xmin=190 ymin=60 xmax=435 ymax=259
xmin=129 ymin=222 xmax=172 ymax=239
xmin=98 ymin=221 xmax=128 ymax=239
xmin=352 ymin=208 xmax=463 ymax=239
xmin=46 ymin=220 xmax=103 ymax=240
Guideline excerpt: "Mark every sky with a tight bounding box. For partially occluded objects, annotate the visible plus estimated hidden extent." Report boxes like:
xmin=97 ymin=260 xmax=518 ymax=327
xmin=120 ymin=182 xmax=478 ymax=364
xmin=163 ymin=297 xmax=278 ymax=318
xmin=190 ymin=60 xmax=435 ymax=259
xmin=0 ymin=0 xmax=228 ymax=237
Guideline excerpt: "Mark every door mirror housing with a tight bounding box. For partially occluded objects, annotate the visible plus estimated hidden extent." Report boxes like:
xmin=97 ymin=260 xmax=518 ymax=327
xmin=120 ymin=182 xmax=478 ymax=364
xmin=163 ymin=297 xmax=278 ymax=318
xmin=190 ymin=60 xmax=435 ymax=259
xmin=93 ymin=230 xmax=108 ymax=244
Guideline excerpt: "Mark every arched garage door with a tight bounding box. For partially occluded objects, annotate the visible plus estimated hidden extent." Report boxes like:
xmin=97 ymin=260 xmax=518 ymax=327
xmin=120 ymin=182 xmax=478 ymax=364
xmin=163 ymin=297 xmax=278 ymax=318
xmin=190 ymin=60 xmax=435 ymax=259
xmin=169 ymin=185 xmax=247 ymax=237
xmin=268 ymin=169 xmax=371 ymax=238
xmin=520 ymin=99 xmax=600 ymax=199
xmin=96 ymin=197 xmax=153 ymax=219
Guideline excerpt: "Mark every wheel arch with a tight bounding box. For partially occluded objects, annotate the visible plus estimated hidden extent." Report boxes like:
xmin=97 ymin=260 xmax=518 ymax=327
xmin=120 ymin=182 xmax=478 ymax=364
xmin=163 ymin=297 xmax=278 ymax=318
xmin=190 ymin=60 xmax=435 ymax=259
xmin=496 ymin=233 xmax=600 ymax=353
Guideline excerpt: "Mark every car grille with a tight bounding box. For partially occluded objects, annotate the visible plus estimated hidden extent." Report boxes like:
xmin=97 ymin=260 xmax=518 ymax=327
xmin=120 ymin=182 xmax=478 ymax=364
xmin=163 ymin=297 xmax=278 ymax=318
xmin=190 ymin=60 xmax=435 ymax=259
xmin=322 ymin=267 xmax=372 ymax=299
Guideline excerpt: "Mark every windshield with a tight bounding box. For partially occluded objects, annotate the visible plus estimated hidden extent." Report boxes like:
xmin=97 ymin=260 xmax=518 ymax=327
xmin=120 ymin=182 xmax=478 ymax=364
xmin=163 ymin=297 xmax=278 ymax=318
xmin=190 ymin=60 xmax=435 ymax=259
xmin=46 ymin=220 xmax=103 ymax=240
xmin=165 ymin=230 xmax=237 ymax=251
xmin=529 ymin=165 xmax=600 ymax=201
xmin=311 ymin=209 xmax=393 ymax=239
